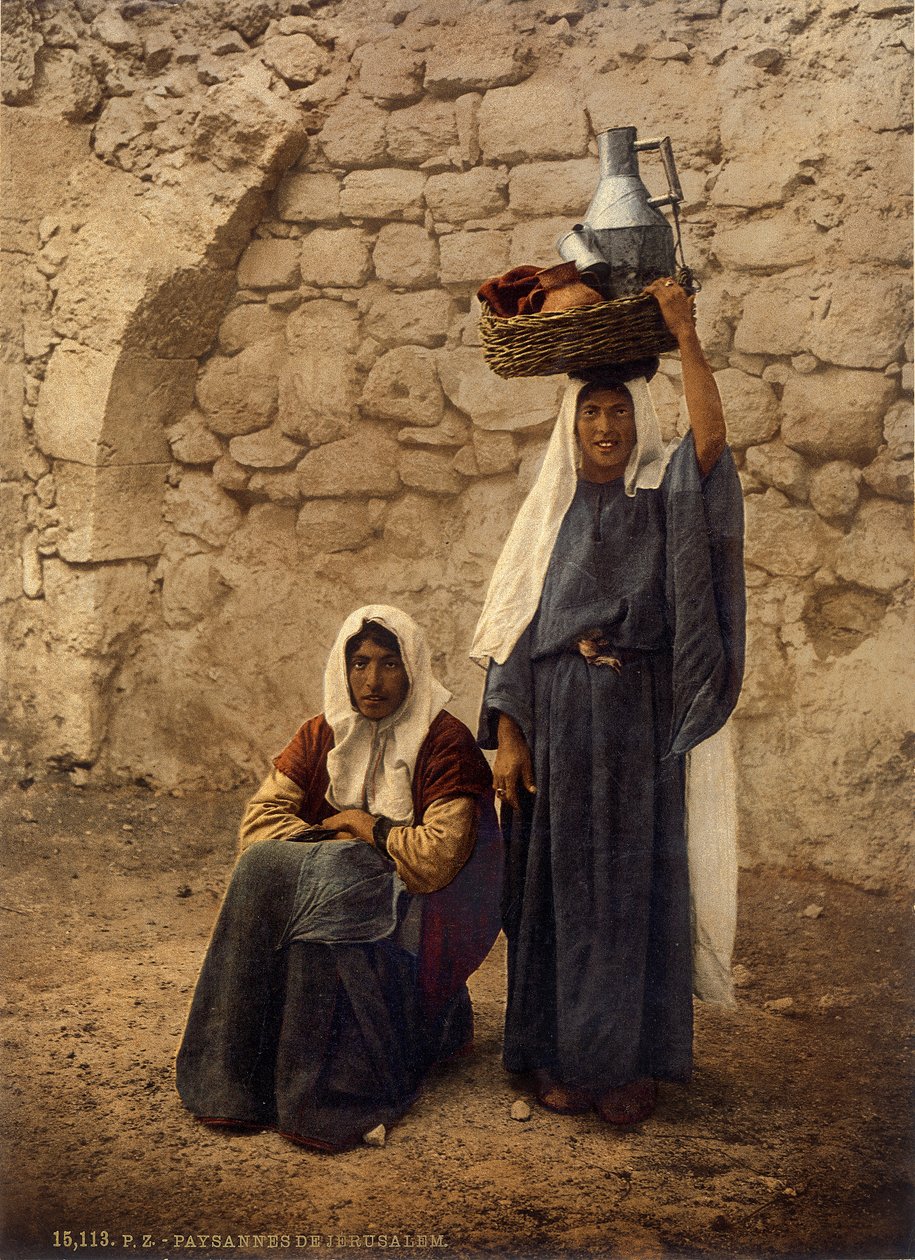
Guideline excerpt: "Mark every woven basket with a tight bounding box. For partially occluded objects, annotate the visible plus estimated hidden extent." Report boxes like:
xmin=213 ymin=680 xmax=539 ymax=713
xmin=479 ymin=293 xmax=678 ymax=379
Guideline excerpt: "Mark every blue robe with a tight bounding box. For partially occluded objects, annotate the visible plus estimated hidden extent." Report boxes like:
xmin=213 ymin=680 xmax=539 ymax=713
xmin=479 ymin=434 xmax=744 ymax=1091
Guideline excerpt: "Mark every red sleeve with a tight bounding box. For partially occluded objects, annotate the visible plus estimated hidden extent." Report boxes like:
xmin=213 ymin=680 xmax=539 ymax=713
xmin=272 ymin=715 xmax=335 ymax=823
xmin=412 ymin=711 xmax=493 ymax=816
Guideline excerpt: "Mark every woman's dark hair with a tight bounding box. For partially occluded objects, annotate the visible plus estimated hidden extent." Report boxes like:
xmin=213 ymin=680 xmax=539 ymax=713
xmin=570 ymin=355 xmax=659 ymax=392
xmin=576 ymin=374 xmax=633 ymax=406
xmin=345 ymin=619 xmax=402 ymax=668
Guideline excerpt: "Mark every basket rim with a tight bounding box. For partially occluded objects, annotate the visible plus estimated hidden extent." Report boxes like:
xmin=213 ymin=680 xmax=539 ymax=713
xmin=478 ymin=292 xmax=662 ymax=327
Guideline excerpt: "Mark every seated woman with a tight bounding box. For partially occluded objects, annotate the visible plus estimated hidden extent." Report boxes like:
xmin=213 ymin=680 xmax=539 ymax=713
xmin=176 ymin=605 xmax=501 ymax=1152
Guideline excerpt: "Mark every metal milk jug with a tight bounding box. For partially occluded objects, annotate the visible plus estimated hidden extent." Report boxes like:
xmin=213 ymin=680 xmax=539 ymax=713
xmin=557 ymin=126 xmax=686 ymax=300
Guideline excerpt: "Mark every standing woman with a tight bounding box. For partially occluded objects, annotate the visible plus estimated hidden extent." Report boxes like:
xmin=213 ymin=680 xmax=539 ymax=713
xmin=177 ymin=605 xmax=501 ymax=1151
xmin=472 ymin=280 xmax=745 ymax=1124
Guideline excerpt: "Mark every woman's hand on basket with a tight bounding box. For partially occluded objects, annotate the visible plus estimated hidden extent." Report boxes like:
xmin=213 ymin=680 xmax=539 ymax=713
xmin=642 ymin=277 xmax=695 ymax=343
xmin=494 ymin=713 xmax=536 ymax=812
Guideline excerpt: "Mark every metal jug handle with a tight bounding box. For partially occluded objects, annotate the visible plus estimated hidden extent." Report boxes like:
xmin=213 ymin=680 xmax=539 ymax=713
xmin=633 ymin=135 xmax=684 ymax=207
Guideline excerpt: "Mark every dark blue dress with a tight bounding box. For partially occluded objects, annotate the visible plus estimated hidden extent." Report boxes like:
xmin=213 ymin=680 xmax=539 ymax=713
xmin=479 ymin=434 xmax=744 ymax=1091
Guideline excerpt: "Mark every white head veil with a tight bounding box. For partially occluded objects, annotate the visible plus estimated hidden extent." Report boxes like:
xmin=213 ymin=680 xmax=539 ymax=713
xmin=470 ymin=375 xmax=672 ymax=666
xmin=324 ymin=605 xmax=451 ymax=824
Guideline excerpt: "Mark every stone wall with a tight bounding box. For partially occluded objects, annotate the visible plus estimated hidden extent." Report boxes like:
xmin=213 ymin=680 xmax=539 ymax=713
xmin=2 ymin=0 xmax=912 ymax=889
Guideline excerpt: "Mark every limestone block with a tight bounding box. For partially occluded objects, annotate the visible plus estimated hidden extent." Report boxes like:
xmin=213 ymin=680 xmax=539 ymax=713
xmin=297 ymin=424 xmax=401 ymax=498
xmin=399 ymin=448 xmax=463 ymax=495
xmin=247 ymin=471 xmax=302 ymax=506
xmin=339 ymin=170 xmax=427 ymax=222
xmin=296 ymin=499 xmax=379 ymax=553
xmin=734 ymin=277 xmax=824 ymax=357
xmin=744 ymin=442 xmax=809 ymax=502
xmin=510 ymin=218 xmax=572 ymax=268
xmin=373 ymin=224 xmax=439 ymax=288
xmin=472 ymin=429 xmax=517 ymax=474
xmin=648 ymin=372 xmax=681 ymax=445
xmin=22 ymin=531 xmax=42 ymax=599
xmin=855 ymin=48 xmax=911 ymax=133
xmin=279 ymin=352 xmax=356 ymax=447
xmin=385 ymin=100 xmax=459 ymax=164
xmin=423 ymin=32 xmax=530 ymax=96
xmin=319 ymin=97 xmax=389 ymax=167
xmin=439 ymin=347 xmax=563 ymax=430
xmin=1 ymin=0 xmax=40 ymax=104
xmin=213 ymin=455 xmax=249 ymax=491
xmin=781 ymin=371 xmax=896 ymax=461
xmin=259 ymin=33 xmax=323 ymax=86
xmin=478 ymin=80 xmax=590 ymax=162
xmin=229 ymin=426 xmax=304 ymax=469
xmin=196 ymin=338 xmax=285 ymax=438
xmin=300 ymin=229 xmax=371 ymax=288
xmin=861 ymin=453 xmax=914 ymax=502
xmin=2 ymin=110 xmax=89 ymax=220
xmin=744 ymin=491 xmax=841 ymax=577
xmin=56 ymin=462 xmax=169 ymax=562
xmin=439 ymin=230 xmax=510 ymax=285
xmin=397 ymin=414 xmax=469 ymax=447
xmin=713 ymin=216 xmax=820 ymax=271
xmin=712 ymin=369 xmax=780 ymax=449
xmin=286 ymin=298 xmax=360 ymax=355
xmin=218 ymin=303 xmax=286 ymax=354
xmin=163 ymin=471 xmax=244 ymax=548
xmin=425 ymin=169 xmax=507 ymax=224
xmin=31 ymin=47 xmax=102 ymax=122
xmin=166 ymin=412 xmax=223 ymax=466
xmin=91 ymin=9 xmax=140 ymax=51
xmin=808 ymin=275 xmax=912 ymax=370
xmin=508 ymin=158 xmax=599 ymax=216
xmin=452 ymin=446 xmax=478 ymax=476
xmin=361 ymin=347 xmax=444 ymax=426
xmin=837 ymin=211 xmax=912 ymax=267
xmin=835 ymin=501 xmax=912 ymax=593
xmin=363 ymin=289 xmax=453 ymax=348
xmin=381 ymin=492 xmax=448 ymax=559
xmin=0 ymin=483 xmax=25 ymax=601
xmin=143 ymin=30 xmax=172 ymax=72
xmin=710 ymin=152 xmax=806 ymax=209
xmin=0 ymin=359 xmax=26 ymax=480
xmin=34 ymin=345 xmax=194 ymax=466
xmin=161 ymin=554 xmax=229 ymax=629
xmin=458 ymin=476 xmax=525 ymax=563
xmin=41 ymin=558 xmax=152 ymax=656
xmin=277 ymin=173 xmax=342 ymax=223
xmin=808 ymin=462 xmax=860 ymax=519
xmin=356 ymin=41 xmax=424 ymax=104
xmin=280 ymin=300 xmax=359 ymax=445
xmin=237 ymin=239 xmax=301 ymax=290
xmin=190 ymin=78 xmax=307 ymax=174
xmin=93 ymin=96 xmax=157 ymax=162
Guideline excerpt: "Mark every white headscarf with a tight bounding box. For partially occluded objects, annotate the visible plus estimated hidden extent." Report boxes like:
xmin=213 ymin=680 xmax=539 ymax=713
xmin=470 ymin=375 xmax=672 ymax=666
xmin=324 ymin=605 xmax=451 ymax=824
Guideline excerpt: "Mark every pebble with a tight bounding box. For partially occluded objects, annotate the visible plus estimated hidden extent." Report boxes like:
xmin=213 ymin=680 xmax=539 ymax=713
xmin=801 ymin=903 xmax=823 ymax=919
xmin=763 ymin=997 xmax=795 ymax=1013
xmin=363 ymin=1124 xmax=386 ymax=1147
xmin=510 ymin=1099 xmax=531 ymax=1121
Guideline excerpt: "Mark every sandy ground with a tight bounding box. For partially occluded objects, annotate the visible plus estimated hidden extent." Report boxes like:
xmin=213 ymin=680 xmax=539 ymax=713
xmin=0 ymin=781 xmax=912 ymax=1260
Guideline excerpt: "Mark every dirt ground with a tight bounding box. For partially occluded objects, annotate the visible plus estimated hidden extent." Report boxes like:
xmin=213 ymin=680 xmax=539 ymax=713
xmin=0 ymin=781 xmax=912 ymax=1260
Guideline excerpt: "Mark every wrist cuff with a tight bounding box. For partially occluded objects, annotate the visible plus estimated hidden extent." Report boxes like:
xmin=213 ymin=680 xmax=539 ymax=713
xmin=372 ymin=815 xmax=394 ymax=856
